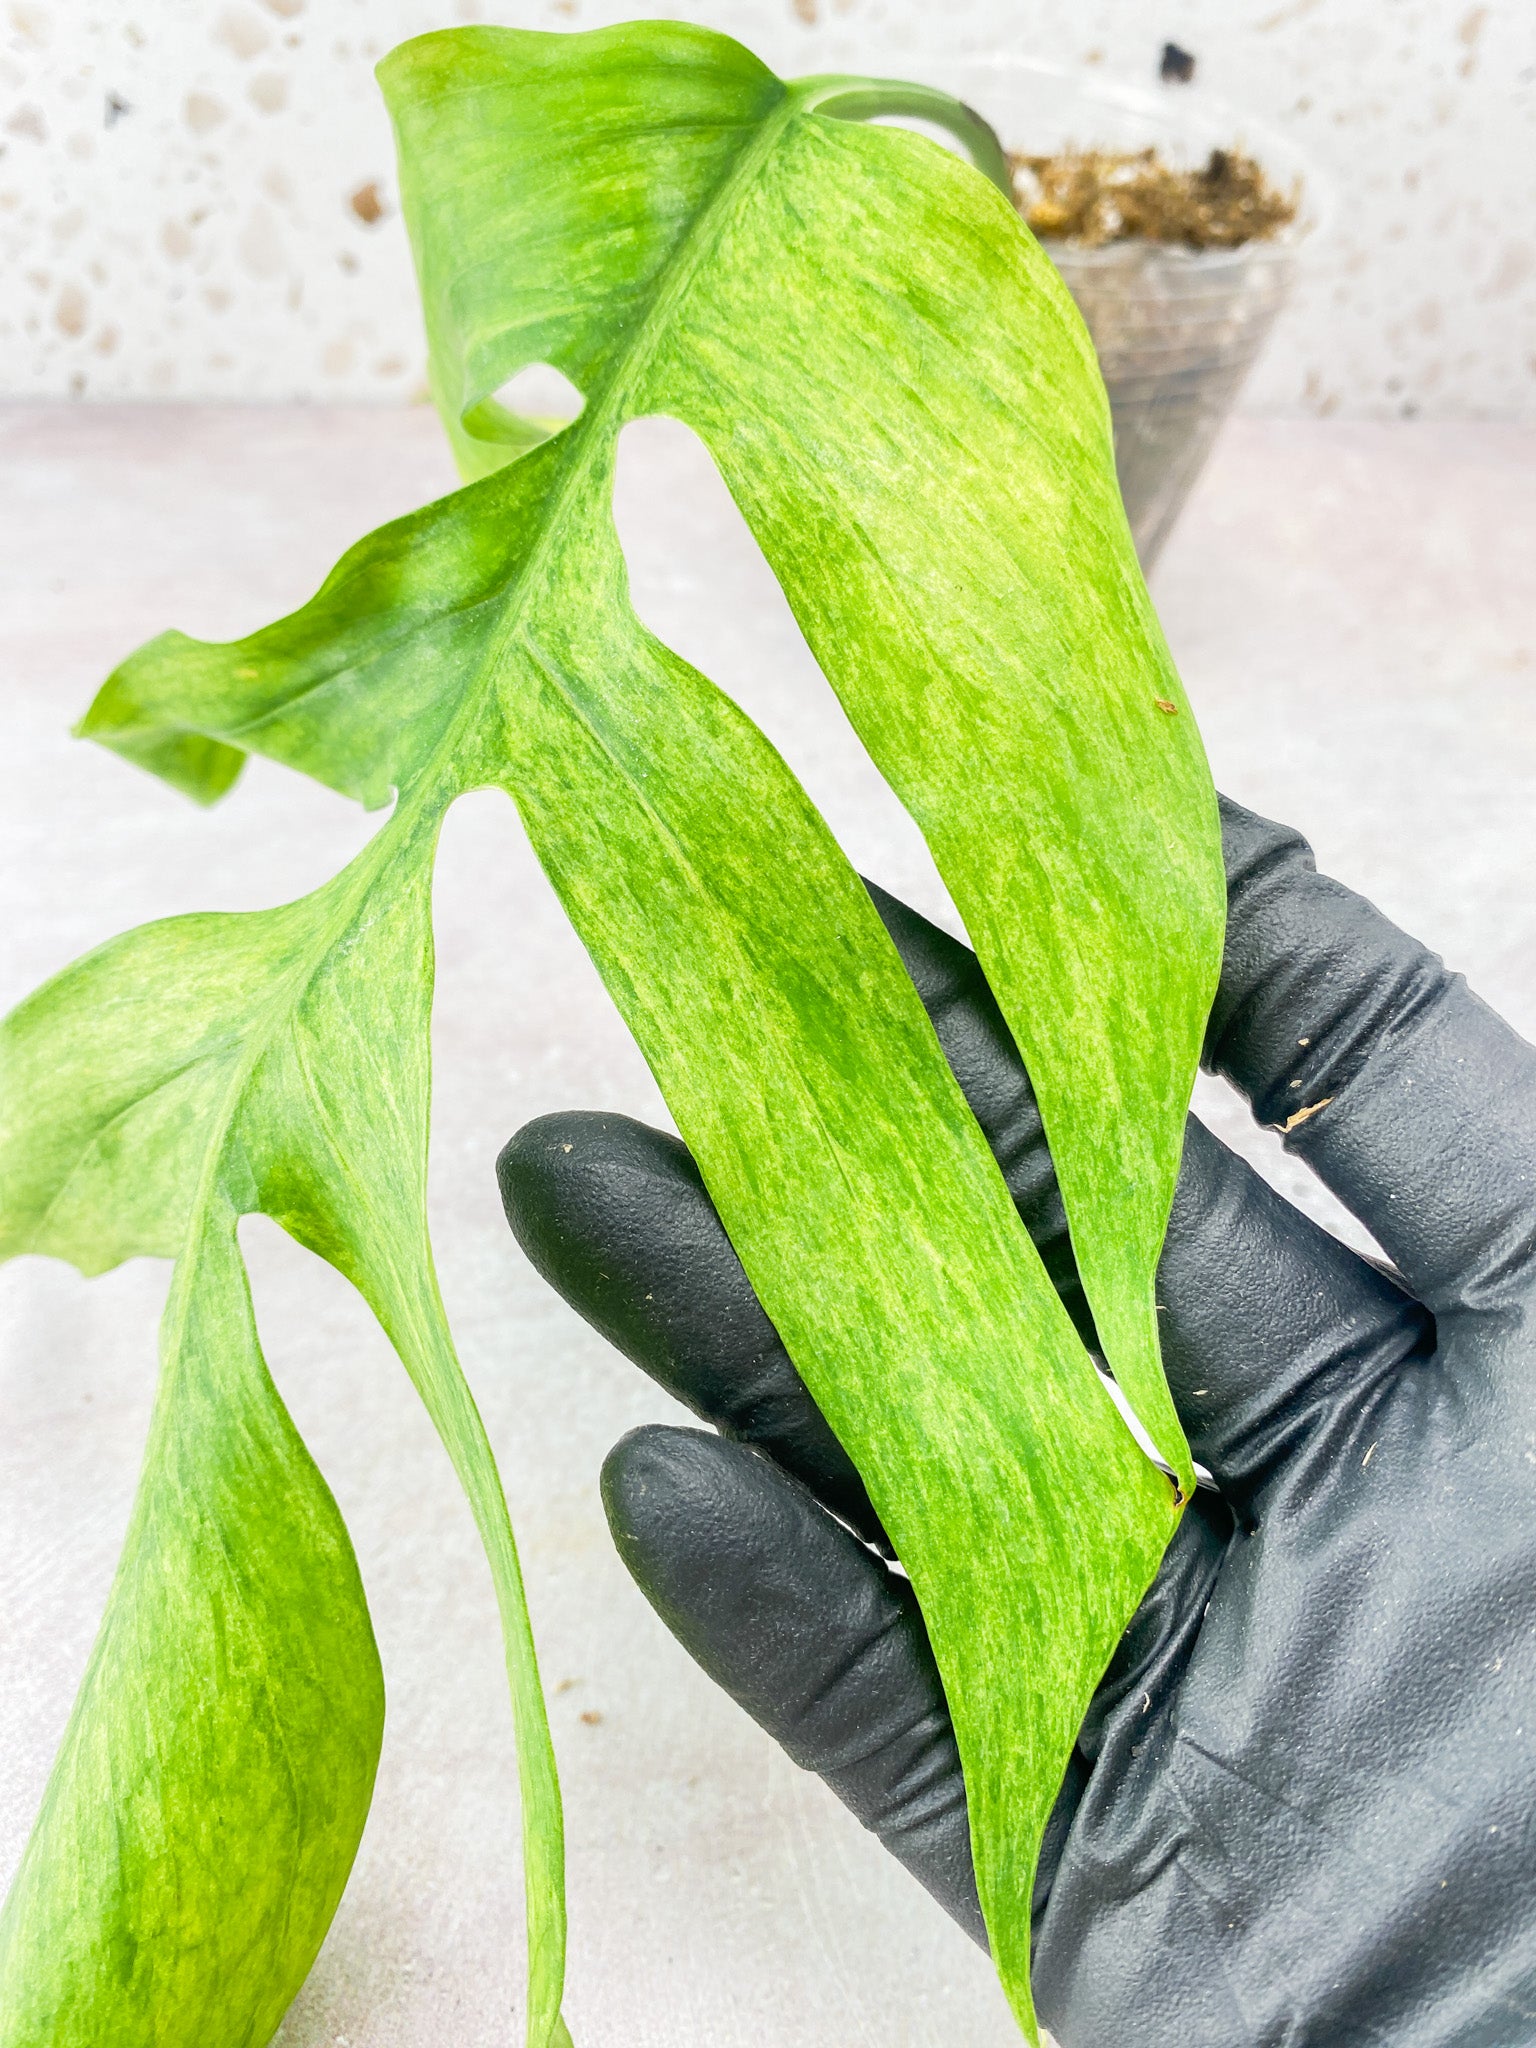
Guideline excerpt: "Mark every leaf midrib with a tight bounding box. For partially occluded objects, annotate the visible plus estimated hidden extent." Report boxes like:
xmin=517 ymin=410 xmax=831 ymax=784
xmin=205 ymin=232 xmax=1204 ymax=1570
xmin=171 ymin=85 xmax=809 ymax=1263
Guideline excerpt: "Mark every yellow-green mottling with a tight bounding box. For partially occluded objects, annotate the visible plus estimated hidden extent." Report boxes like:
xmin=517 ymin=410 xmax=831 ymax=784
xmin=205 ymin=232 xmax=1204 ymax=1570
xmin=0 ymin=22 xmax=1223 ymax=2046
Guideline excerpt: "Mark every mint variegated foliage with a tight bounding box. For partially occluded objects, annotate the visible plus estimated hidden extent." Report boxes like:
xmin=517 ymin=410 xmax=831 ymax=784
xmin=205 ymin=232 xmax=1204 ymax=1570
xmin=0 ymin=23 xmax=1223 ymax=2046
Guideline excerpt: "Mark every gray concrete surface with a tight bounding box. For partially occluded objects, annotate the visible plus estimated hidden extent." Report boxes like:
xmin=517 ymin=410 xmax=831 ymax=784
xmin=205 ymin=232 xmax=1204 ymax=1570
xmin=1 ymin=403 xmax=1532 ymax=2045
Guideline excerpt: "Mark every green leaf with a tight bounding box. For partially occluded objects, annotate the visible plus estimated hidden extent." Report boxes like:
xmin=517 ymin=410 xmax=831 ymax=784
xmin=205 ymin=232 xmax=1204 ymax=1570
xmin=0 ymin=1191 xmax=382 ymax=2046
xmin=0 ymin=837 xmax=566 ymax=2044
xmin=11 ymin=20 xmax=1226 ymax=2044
xmin=384 ymin=22 xmax=1219 ymax=1492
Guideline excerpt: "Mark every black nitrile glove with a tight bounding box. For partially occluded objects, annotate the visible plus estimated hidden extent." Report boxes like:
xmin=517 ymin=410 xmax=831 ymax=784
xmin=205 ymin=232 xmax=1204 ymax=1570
xmin=498 ymin=798 xmax=1536 ymax=2046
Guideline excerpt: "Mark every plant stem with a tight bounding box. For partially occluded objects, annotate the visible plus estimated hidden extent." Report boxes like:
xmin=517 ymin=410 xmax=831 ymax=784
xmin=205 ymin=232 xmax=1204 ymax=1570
xmin=800 ymin=75 xmax=1015 ymax=201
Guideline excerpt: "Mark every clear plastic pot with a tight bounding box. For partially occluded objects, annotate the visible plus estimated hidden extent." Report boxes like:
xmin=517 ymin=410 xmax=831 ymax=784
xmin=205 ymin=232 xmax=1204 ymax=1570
xmin=897 ymin=59 xmax=1326 ymax=569
xmin=1049 ymin=235 xmax=1298 ymax=569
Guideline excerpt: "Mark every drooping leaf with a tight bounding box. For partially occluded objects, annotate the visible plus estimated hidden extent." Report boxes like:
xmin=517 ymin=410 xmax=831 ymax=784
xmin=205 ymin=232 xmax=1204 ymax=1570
xmin=6 ymin=21 xmax=1226 ymax=2044
xmin=0 ymin=834 xmax=567 ymax=2044
xmin=0 ymin=1186 xmax=382 ymax=2047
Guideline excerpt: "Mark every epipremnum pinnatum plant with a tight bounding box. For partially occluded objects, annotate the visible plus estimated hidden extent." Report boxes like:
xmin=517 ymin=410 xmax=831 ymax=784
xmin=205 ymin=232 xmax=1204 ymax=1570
xmin=0 ymin=22 xmax=1224 ymax=2047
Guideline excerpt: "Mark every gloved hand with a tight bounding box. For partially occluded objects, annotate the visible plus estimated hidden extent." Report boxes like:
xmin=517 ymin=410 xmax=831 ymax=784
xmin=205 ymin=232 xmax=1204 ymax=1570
xmin=498 ymin=798 xmax=1536 ymax=2047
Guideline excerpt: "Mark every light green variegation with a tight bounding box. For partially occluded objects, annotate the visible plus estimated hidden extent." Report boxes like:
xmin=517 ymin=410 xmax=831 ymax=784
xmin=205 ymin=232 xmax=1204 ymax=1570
xmin=0 ymin=20 xmax=1224 ymax=2048
xmin=0 ymin=1193 xmax=382 ymax=2047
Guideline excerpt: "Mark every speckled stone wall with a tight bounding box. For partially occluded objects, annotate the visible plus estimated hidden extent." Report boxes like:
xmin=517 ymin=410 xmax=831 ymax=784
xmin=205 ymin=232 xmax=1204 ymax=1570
xmin=3 ymin=0 xmax=1533 ymax=416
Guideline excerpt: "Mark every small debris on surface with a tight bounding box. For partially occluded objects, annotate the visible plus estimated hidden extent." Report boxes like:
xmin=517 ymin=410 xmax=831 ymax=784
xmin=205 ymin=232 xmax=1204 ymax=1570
xmin=1154 ymin=696 xmax=1178 ymax=713
xmin=105 ymin=92 xmax=131 ymax=128
xmin=1283 ymin=1095 xmax=1333 ymax=1131
xmin=1362 ymin=1441 xmax=1377 ymax=1469
xmin=348 ymin=180 xmax=386 ymax=225
xmin=1009 ymin=144 xmax=1298 ymax=249
xmin=1160 ymin=41 xmax=1197 ymax=83
xmin=580 ymin=1709 xmax=604 ymax=1726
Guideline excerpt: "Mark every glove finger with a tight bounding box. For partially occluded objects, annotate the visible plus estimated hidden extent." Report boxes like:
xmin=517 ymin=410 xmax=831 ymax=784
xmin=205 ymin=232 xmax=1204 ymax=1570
xmin=1162 ymin=1113 xmax=1431 ymax=1516
xmin=1211 ymin=798 xmax=1536 ymax=1318
xmin=602 ymin=1421 xmax=985 ymax=1945
xmin=498 ymin=1111 xmax=888 ymax=1551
